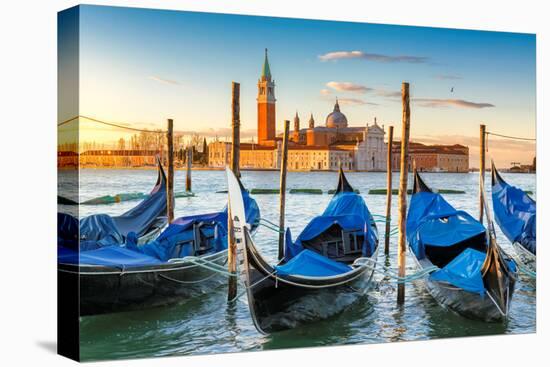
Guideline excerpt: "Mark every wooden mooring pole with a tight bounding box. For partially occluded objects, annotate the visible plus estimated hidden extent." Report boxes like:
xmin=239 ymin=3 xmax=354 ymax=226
xmin=166 ymin=119 xmax=175 ymax=223
xmin=227 ymin=82 xmax=240 ymax=301
xmin=384 ymin=125 xmax=394 ymax=255
xmin=185 ymin=148 xmax=192 ymax=192
xmin=397 ymin=83 xmax=411 ymax=305
xmin=278 ymin=120 xmax=290 ymax=261
xmin=479 ymin=124 xmax=486 ymax=224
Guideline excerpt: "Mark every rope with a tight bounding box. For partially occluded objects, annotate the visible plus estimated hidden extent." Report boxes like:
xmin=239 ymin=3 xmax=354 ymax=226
xmin=486 ymin=131 xmax=536 ymax=141
xmin=499 ymin=248 xmax=536 ymax=279
xmin=167 ymin=256 xmax=238 ymax=277
xmin=258 ymin=222 xmax=284 ymax=234
xmin=353 ymin=257 xmax=438 ymax=283
xmin=519 ymin=267 xmax=536 ymax=279
xmin=57 ymin=116 xmax=79 ymax=127
xmin=158 ymin=272 xmax=218 ymax=284
xmin=57 ymin=115 xmax=167 ymax=134
xmin=259 ymin=218 xmax=280 ymax=227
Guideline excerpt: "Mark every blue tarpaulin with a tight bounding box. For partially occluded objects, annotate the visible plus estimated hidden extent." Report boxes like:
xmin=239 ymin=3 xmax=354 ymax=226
xmin=124 ymin=189 xmax=260 ymax=262
xmin=71 ymin=161 xmax=168 ymax=251
xmin=57 ymin=212 xmax=79 ymax=250
xmin=58 ymin=246 xmax=162 ymax=268
xmin=407 ymin=192 xmax=486 ymax=259
xmin=492 ymin=173 xmax=536 ymax=254
xmin=285 ymin=192 xmax=378 ymax=261
xmin=407 ymin=189 xmax=492 ymax=294
xmin=430 ymin=248 xmax=486 ymax=294
xmin=276 ymin=249 xmax=352 ymax=277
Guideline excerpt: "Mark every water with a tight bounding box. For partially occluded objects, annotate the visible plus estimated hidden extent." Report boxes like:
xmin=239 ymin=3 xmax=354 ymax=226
xmin=66 ymin=169 xmax=536 ymax=361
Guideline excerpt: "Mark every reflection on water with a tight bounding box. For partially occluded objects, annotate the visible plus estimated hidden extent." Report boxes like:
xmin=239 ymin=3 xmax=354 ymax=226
xmin=62 ymin=169 xmax=536 ymax=361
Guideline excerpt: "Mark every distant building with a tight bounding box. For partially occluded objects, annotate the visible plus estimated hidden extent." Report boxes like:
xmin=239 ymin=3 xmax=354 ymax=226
xmin=510 ymin=164 xmax=535 ymax=173
xmin=391 ymin=142 xmax=469 ymax=172
xmin=208 ymin=141 xmax=232 ymax=168
xmin=79 ymin=150 xmax=160 ymax=168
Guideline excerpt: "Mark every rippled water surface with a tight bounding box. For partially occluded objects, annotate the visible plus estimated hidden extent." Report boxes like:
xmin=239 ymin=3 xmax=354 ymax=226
xmin=66 ymin=169 xmax=536 ymax=361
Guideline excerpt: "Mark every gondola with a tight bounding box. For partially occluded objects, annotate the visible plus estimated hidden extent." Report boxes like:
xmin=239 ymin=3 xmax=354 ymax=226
xmin=227 ymin=167 xmax=378 ymax=334
xmin=58 ymin=157 xmax=169 ymax=253
xmin=491 ymin=162 xmax=536 ymax=272
xmin=58 ymin=168 xmax=260 ymax=316
xmin=407 ymin=170 xmax=517 ymax=321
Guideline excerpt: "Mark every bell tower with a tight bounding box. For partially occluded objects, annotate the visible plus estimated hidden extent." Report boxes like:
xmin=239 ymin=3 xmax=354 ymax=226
xmin=257 ymin=49 xmax=276 ymax=144
xmin=293 ymin=111 xmax=300 ymax=142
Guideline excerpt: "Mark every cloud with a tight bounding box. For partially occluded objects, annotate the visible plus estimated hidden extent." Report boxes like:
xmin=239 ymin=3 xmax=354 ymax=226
xmin=148 ymin=75 xmax=181 ymax=86
xmin=435 ymin=74 xmax=463 ymax=80
xmin=375 ymin=89 xmax=402 ymax=98
xmin=319 ymin=90 xmax=378 ymax=106
xmin=337 ymin=98 xmax=379 ymax=106
xmin=414 ymin=98 xmax=495 ymax=109
xmin=326 ymin=81 xmax=372 ymax=94
xmin=319 ymin=50 xmax=429 ymax=64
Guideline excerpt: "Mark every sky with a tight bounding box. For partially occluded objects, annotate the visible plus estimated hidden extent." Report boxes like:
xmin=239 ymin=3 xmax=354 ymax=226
xmin=58 ymin=5 xmax=536 ymax=168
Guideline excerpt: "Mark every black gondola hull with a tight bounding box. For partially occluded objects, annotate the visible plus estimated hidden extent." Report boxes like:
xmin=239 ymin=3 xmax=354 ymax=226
xmin=247 ymin=266 xmax=375 ymax=333
xmin=241 ymin=233 xmax=378 ymax=334
xmin=58 ymin=250 xmax=228 ymax=316
xmin=413 ymin=256 xmax=516 ymax=322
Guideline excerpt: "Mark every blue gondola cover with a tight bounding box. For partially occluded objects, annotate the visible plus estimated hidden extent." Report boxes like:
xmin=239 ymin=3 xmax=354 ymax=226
xmin=125 ymin=190 xmax=260 ymax=262
xmin=285 ymin=192 xmax=377 ymax=261
xmin=276 ymin=249 xmax=352 ymax=277
xmin=492 ymin=175 xmax=536 ymax=254
xmin=430 ymin=248 xmax=486 ymax=294
xmin=58 ymin=246 xmax=162 ymax=268
xmin=70 ymin=161 xmax=169 ymax=251
xmin=407 ymin=192 xmax=486 ymax=259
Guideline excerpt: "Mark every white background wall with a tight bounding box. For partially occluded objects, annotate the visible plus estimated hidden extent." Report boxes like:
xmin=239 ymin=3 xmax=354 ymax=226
xmin=0 ymin=1 xmax=547 ymax=366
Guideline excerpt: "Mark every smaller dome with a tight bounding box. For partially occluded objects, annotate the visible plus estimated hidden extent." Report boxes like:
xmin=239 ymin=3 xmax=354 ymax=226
xmin=326 ymin=99 xmax=348 ymax=128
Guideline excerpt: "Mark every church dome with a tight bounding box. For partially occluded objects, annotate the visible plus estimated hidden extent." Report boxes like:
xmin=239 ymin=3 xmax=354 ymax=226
xmin=326 ymin=99 xmax=348 ymax=128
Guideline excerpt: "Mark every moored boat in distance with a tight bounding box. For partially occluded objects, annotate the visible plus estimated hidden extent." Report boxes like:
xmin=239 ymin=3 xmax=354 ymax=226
xmin=407 ymin=170 xmax=517 ymax=321
xmin=491 ymin=162 xmax=536 ymax=273
xmin=58 ymin=164 xmax=260 ymax=316
xmin=228 ymin=167 xmax=379 ymax=334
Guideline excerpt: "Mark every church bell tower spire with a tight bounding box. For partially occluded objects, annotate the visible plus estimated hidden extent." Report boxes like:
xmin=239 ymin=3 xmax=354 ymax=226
xmin=257 ymin=48 xmax=276 ymax=144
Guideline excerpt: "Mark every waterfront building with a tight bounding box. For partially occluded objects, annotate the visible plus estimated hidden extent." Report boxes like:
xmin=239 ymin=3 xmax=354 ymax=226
xmin=391 ymin=142 xmax=469 ymax=172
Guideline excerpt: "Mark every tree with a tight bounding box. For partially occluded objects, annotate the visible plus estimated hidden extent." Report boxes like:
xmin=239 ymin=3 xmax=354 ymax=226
xmin=117 ymin=138 xmax=126 ymax=150
xmin=202 ymin=138 xmax=208 ymax=164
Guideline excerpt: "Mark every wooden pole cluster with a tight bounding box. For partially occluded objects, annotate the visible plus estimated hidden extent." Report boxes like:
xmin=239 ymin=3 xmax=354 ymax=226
xmin=185 ymin=148 xmax=192 ymax=192
xmin=166 ymin=119 xmax=175 ymax=223
xmin=479 ymin=124 xmax=486 ymax=224
xmin=397 ymin=82 xmax=411 ymax=305
xmin=227 ymin=82 xmax=240 ymax=301
xmin=384 ymin=125 xmax=394 ymax=255
xmin=278 ymin=120 xmax=290 ymax=261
